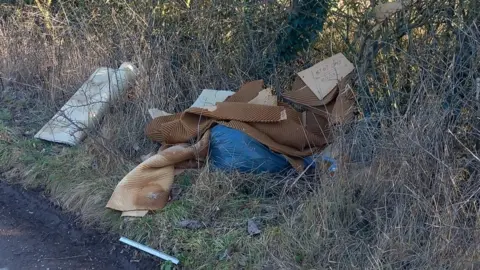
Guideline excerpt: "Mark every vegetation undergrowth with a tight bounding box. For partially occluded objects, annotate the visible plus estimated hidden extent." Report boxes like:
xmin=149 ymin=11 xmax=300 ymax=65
xmin=1 ymin=0 xmax=480 ymax=269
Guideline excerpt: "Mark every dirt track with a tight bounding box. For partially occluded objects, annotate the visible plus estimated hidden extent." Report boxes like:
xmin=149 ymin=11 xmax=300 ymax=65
xmin=0 ymin=181 xmax=158 ymax=270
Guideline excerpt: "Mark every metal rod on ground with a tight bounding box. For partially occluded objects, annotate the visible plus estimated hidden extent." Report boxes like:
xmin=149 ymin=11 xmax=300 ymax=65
xmin=119 ymin=237 xmax=179 ymax=265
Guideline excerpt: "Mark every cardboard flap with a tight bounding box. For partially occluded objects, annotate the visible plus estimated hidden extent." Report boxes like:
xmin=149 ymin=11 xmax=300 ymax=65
xmin=282 ymin=84 xmax=339 ymax=107
xmin=225 ymin=80 xmax=264 ymax=103
xmin=297 ymin=53 xmax=354 ymax=101
xmin=248 ymin=88 xmax=277 ymax=106
xmin=331 ymin=84 xmax=355 ymax=124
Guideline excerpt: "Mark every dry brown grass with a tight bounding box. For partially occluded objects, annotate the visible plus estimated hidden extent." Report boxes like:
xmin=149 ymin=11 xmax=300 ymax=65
xmin=1 ymin=0 xmax=480 ymax=269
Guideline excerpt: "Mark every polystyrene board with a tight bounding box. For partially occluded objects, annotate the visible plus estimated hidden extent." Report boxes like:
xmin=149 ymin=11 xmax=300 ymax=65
xmin=34 ymin=63 xmax=137 ymax=145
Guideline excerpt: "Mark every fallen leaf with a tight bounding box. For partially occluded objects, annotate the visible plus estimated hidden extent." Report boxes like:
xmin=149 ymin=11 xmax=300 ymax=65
xmin=23 ymin=129 xmax=35 ymax=136
xmin=247 ymin=219 xmax=261 ymax=236
xmin=178 ymin=219 xmax=204 ymax=230
xmin=169 ymin=184 xmax=183 ymax=201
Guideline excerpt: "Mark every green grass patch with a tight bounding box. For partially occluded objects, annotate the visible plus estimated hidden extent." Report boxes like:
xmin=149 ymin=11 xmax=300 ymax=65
xmin=0 ymin=108 xmax=12 ymax=122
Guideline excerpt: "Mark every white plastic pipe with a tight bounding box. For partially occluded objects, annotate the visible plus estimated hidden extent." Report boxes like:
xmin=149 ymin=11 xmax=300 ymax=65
xmin=119 ymin=237 xmax=179 ymax=265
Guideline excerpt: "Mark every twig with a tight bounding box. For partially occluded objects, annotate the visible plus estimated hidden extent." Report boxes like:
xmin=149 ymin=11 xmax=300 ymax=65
xmin=288 ymin=155 xmax=321 ymax=190
xmin=0 ymin=76 xmax=45 ymax=90
xmin=43 ymin=254 xmax=88 ymax=260
xmin=448 ymin=129 xmax=480 ymax=162
xmin=476 ymin=78 xmax=479 ymax=101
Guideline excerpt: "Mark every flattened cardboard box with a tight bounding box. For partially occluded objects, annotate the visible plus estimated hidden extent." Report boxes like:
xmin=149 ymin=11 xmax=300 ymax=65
xmin=296 ymin=53 xmax=354 ymax=101
xmin=282 ymin=53 xmax=355 ymax=141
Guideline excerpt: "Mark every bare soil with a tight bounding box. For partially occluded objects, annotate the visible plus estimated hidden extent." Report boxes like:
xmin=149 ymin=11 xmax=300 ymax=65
xmin=0 ymin=181 xmax=159 ymax=270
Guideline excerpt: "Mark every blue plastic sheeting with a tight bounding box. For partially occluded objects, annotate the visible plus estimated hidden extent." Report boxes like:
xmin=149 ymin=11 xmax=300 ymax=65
xmin=209 ymin=125 xmax=336 ymax=174
xmin=317 ymin=155 xmax=337 ymax=173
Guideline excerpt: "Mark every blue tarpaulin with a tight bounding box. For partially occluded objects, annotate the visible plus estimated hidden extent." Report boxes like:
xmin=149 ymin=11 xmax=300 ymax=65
xmin=209 ymin=125 xmax=336 ymax=174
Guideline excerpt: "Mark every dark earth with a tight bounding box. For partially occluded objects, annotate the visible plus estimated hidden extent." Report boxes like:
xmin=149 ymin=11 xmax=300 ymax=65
xmin=0 ymin=181 xmax=159 ymax=270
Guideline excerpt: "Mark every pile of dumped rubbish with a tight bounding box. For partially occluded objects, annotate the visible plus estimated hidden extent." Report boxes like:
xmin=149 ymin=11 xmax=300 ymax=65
xmin=29 ymin=2 xmax=411 ymax=262
xmin=35 ymin=53 xmax=355 ymax=217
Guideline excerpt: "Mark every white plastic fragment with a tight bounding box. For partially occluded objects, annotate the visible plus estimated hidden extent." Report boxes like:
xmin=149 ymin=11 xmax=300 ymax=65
xmin=119 ymin=236 xmax=179 ymax=265
xmin=121 ymin=210 xmax=149 ymax=217
xmin=190 ymin=89 xmax=235 ymax=109
xmin=147 ymin=89 xmax=234 ymax=120
xmin=148 ymin=108 xmax=173 ymax=119
xmin=34 ymin=62 xmax=138 ymax=145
